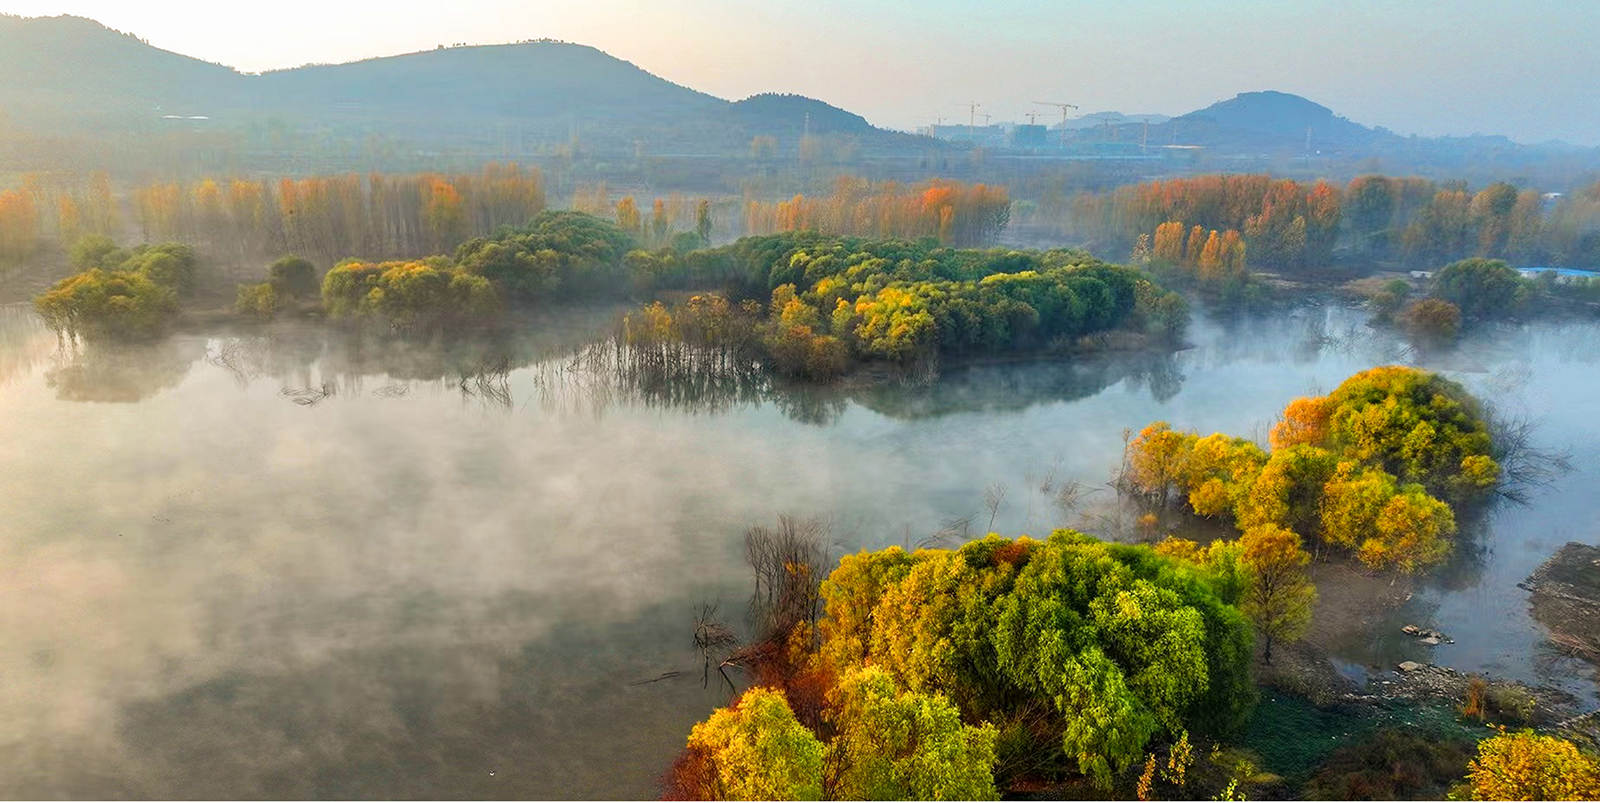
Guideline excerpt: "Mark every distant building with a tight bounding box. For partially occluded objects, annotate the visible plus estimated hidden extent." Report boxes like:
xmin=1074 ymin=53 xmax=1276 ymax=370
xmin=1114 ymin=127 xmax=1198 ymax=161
xmin=1010 ymin=124 xmax=1048 ymax=148
xmin=1519 ymin=267 xmax=1598 ymax=284
xmin=1409 ymin=270 xmax=1433 ymax=279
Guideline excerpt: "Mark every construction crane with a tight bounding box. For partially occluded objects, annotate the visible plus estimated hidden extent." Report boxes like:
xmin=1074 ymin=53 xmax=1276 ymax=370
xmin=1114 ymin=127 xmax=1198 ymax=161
xmin=1033 ymin=101 xmax=1080 ymax=145
xmin=954 ymin=101 xmax=982 ymax=136
xmin=1024 ymin=111 xmax=1043 ymax=126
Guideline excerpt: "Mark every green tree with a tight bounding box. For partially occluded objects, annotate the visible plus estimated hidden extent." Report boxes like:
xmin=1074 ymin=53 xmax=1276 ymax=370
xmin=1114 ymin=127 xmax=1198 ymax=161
xmin=34 ymin=268 xmax=178 ymax=342
xmin=825 ymin=667 xmax=999 ymax=800
xmin=822 ymin=532 xmax=1254 ymax=790
xmin=696 ymin=199 xmax=714 ymax=245
xmin=125 ymin=243 xmax=198 ymax=297
xmin=684 ymin=688 xmax=825 ymax=801
xmin=68 ymin=233 xmax=126 ymax=271
xmin=268 ymin=256 xmax=318 ymax=299
xmin=1431 ymin=258 xmax=1530 ymax=320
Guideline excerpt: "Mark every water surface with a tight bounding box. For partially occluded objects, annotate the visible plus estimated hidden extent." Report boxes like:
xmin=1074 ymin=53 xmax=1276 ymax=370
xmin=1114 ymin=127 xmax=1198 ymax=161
xmin=1 ymin=302 xmax=1596 ymax=798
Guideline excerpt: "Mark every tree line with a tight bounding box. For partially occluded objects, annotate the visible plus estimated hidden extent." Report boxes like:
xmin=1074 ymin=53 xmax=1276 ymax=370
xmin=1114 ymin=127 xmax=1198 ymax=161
xmin=739 ymin=177 xmax=1012 ymax=248
xmin=1066 ymin=173 xmax=1600 ymax=275
xmin=0 ymin=164 xmax=548 ymax=266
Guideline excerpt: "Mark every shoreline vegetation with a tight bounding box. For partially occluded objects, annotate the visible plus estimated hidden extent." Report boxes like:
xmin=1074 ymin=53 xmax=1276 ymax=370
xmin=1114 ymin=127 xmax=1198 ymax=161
xmin=30 ymin=197 xmax=1194 ymax=389
xmin=664 ymin=368 xmax=1595 ymax=802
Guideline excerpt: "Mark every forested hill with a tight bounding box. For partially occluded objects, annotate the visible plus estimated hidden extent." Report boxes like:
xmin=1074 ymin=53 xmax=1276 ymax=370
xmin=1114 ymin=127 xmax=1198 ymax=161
xmin=726 ymin=94 xmax=877 ymax=136
xmin=0 ymin=14 xmax=919 ymax=152
xmin=250 ymin=41 xmax=725 ymax=123
xmin=0 ymin=14 xmax=238 ymax=127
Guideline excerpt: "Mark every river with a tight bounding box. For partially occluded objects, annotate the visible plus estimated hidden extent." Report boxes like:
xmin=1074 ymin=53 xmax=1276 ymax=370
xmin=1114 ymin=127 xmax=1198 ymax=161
xmin=0 ymin=301 xmax=1596 ymax=798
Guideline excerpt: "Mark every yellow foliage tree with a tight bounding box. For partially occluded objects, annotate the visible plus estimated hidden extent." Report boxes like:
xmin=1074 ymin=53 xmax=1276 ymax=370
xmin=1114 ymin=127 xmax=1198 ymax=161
xmin=1239 ymin=524 xmax=1315 ymax=663
xmin=1465 ymin=730 xmax=1600 ymax=801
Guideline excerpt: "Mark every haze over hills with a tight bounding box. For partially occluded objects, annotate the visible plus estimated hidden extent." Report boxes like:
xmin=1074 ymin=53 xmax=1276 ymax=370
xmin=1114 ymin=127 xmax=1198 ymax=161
xmin=0 ymin=13 xmax=1592 ymax=177
xmin=0 ymin=14 xmax=917 ymax=153
xmin=1150 ymin=91 xmax=1396 ymax=152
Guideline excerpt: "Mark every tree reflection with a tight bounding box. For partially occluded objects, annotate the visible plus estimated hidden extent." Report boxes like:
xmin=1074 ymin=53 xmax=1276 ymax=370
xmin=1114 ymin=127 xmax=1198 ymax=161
xmin=44 ymin=338 xmax=207 ymax=402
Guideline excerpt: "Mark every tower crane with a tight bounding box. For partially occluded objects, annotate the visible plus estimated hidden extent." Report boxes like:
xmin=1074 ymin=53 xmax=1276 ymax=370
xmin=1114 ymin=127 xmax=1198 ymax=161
xmin=1033 ymin=101 xmax=1080 ymax=145
xmin=954 ymin=101 xmax=982 ymax=136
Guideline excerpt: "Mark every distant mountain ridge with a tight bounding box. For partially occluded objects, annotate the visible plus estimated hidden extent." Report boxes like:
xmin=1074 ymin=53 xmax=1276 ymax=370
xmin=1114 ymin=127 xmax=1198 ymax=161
xmin=0 ymin=14 xmax=908 ymax=150
xmin=0 ymin=14 xmax=1587 ymax=168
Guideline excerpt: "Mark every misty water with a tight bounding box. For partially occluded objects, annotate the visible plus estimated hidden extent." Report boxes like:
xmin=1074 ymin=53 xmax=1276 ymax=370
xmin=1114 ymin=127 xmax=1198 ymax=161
xmin=2 ymin=301 xmax=1598 ymax=799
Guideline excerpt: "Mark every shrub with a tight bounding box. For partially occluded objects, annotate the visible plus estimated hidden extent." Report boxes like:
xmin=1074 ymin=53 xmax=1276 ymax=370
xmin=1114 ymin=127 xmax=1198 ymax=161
xmin=125 ymin=243 xmax=199 ymax=296
xmin=34 ymin=268 xmax=178 ymax=341
xmin=1305 ymin=728 xmax=1474 ymax=800
xmin=267 ymin=256 xmax=318 ymax=299
xmin=1400 ymin=298 xmax=1461 ymax=344
xmin=234 ymin=282 xmax=279 ymax=320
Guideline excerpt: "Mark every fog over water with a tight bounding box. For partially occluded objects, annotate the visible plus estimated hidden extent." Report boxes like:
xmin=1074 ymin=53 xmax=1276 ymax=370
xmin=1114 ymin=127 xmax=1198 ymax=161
xmin=1 ymin=301 xmax=1597 ymax=798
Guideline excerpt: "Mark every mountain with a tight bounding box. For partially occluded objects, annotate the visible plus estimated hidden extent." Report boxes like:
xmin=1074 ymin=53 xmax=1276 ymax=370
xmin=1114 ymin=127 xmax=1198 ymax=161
xmin=0 ymin=15 xmax=1588 ymax=178
xmin=250 ymin=42 xmax=726 ymax=127
xmin=726 ymin=94 xmax=875 ymax=136
xmin=0 ymin=14 xmax=913 ymax=153
xmin=0 ymin=14 xmax=238 ymax=127
xmin=1153 ymin=90 xmax=1399 ymax=153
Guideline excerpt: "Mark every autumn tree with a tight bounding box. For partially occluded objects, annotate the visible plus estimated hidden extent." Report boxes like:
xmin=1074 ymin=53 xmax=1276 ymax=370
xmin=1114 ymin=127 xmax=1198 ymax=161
xmin=0 ymin=188 xmax=39 ymax=263
xmin=1270 ymin=395 xmax=1333 ymax=451
xmin=695 ymin=199 xmax=714 ymax=245
xmin=34 ymin=269 xmax=178 ymax=342
xmin=1465 ymin=730 xmax=1600 ymax=801
xmin=824 ymin=667 xmax=999 ymax=800
xmin=681 ymin=688 xmax=825 ymax=801
xmin=1238 ymin=524 xmax=1315 ymax=663
xmin=1400 ymin=298 xmax=1462 ymax=344
xmin=1124 ymin=421 xmax=1197 ymax=505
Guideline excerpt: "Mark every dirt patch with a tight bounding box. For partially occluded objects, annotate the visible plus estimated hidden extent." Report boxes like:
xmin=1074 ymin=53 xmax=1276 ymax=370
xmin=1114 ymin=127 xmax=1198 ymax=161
xmin=1257 ymin=639 xmax=1360 ymax=706
xmin=1522 ymin=542 xmax=1600 ymax=662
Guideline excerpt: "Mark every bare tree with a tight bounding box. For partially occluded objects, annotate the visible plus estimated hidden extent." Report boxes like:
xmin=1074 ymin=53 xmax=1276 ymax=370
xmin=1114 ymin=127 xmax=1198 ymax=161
xmin=1489 ymin=410 xmax=1573 ymax=504
xmin=983 ymin=482 xmax=1009 ymax=533
xmin=919 ymin=512 xmax=976 ymax=549
xmin=692 ymin=601 xmax=739 ymax=688
xmin=743 ymin=514 xmax=829 ymax=646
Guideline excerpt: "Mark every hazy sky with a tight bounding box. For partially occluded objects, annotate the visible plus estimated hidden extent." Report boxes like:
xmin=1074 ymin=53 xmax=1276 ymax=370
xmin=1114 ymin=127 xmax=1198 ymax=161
xmin=5 ymin=0 xmax=1597 ymax=144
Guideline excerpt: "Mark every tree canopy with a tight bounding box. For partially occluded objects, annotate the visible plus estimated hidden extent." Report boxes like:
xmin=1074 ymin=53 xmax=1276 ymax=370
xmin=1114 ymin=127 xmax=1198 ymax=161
xmin=817 ymin=531 xmax=1254 ymax=789
xmin=1126 ymin=366 xmax=1495 ymax=573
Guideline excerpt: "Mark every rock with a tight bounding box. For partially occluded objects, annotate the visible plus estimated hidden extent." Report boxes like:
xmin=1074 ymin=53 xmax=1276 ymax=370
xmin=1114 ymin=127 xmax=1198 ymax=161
xmin=1421 ymin=636 xmax=1441 ymax=645
xmin=1398 ymin=661 xmax=1424 ymax=672
xmin=1402 ymin=624 xmax=1422 ymax=635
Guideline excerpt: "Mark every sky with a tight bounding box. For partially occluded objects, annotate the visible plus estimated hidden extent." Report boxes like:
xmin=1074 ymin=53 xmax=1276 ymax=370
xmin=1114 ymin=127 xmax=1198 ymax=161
xmin=4 ymin=0 xmax=1598 ymax=145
